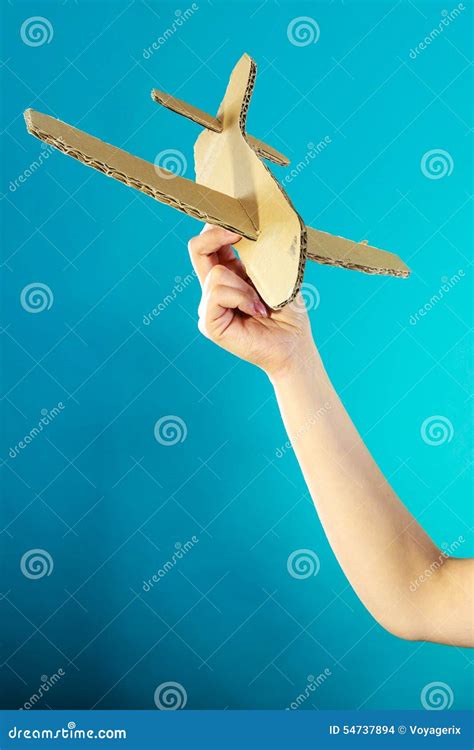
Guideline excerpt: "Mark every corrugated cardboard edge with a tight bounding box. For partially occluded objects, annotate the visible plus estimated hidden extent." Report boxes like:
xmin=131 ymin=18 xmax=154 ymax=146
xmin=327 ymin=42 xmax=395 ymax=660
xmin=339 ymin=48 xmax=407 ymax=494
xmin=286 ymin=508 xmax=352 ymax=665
xmin=151 ymin=89 xmax=222 ymax=132
xmin=24 ymin=56 xmax=410 ymax=308
xmin=24 ymin=108 xmax=258 ymax=241
xmin=306 ymin=226 xmax=410 ymax=278
xmin=243 ymin=134 xmax=290 ymax=168
xmin=238 ymin=57 xmax=308 ymax=308
xmin=151 ymin=88 xmax=290 ymax=168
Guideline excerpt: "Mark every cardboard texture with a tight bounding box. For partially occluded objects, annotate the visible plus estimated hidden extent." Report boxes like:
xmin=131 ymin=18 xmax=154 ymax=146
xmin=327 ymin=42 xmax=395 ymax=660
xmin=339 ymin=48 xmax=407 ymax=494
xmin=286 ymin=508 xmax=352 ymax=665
xmin=23 ymin=109 xmax=257 ymax=241
xmin=151 ymin=89 xmax=290 ymax=166
xmin=24 ymin=53 xmax=410 ymax=309
xmin=306 ymin=227 xmax=409 ymax=277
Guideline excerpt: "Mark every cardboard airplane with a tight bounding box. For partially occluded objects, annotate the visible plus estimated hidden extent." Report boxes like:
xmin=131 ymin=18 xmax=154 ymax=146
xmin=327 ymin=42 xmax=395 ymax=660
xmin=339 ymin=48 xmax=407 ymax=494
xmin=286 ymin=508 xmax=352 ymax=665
xmin=24 ymin=53 xmax=409 ymax=309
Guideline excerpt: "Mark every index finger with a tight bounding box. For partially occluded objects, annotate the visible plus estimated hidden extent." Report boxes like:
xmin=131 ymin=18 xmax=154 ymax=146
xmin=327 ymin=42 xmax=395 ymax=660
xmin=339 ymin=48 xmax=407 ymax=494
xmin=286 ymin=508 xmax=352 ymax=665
xmin=188 ymin=225 xmax=241 ymax=286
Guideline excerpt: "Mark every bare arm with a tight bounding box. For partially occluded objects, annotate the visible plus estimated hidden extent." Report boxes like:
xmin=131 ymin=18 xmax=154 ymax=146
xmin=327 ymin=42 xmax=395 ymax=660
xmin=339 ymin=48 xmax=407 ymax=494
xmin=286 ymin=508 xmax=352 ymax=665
xmin=271 ymin=349 xmax=473 ymax=646
xmin=189 ymin=226 xmax=473 ymax=647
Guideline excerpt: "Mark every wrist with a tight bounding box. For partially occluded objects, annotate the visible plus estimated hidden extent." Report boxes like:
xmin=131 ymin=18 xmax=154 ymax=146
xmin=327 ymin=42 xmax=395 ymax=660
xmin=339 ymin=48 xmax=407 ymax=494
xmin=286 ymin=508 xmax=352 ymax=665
xmin=268 ymin=341 xmax=339 ymax=446
xmin=267 ymin=341 xmax=327 ymax=391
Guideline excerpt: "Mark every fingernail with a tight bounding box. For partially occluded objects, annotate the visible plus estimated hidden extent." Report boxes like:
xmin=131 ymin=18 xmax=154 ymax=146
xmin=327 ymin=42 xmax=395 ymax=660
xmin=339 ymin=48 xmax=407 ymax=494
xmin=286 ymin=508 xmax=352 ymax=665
xmin=254 ymin=301 xmax=268 ymax=317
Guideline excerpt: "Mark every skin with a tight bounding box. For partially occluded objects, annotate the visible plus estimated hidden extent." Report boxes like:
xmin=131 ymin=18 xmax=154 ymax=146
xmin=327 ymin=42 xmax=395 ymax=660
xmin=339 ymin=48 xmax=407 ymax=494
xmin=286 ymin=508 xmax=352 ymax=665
xmin=188 ymin=225 xmax=474 ymax=647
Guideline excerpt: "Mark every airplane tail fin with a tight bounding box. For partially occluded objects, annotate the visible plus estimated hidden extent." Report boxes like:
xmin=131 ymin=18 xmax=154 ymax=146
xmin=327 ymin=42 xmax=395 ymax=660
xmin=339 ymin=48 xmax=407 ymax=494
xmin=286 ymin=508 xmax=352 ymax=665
xmin=151 ymin=56 xmax=289 ymax=167
xmin=217 ymin=53 xmax=255 ymax=132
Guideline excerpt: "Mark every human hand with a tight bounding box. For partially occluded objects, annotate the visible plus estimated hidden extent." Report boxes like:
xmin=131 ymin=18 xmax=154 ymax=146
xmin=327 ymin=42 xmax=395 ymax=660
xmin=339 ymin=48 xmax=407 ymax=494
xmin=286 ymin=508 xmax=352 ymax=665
xmin=188 ymin=225 xmax=316 ymax=378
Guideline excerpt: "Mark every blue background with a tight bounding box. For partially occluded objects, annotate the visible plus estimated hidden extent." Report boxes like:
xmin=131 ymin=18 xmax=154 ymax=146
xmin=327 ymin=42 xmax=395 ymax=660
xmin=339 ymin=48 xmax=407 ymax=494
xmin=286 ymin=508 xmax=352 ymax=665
xmin=0 ymin=0 xmax=472 ymax=711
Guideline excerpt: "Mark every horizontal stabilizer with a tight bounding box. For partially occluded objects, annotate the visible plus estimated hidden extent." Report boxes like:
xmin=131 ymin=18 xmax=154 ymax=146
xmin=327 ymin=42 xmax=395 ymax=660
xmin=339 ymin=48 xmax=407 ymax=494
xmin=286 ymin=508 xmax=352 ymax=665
xmin=245 ymin=136 xmax=290 ymax=168
xmin=306 ymin=226 xmax=410 ymax=278
xmin=151 ymin=88 xmax=290 ymax=167
xmin=151 ymin=89 xmax=222 ymax=133
xmin=24 ymin=109 xmax=258 ymax=241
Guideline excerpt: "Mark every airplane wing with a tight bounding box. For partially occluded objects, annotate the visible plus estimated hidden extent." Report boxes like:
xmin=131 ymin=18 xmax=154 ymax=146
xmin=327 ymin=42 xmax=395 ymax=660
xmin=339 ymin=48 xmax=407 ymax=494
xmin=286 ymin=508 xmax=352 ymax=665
xmin=24 ymin=109 xmax=258 ymax=240
xmin=305 ymin=226 xmax=410 ymax=278
xmin=151 ymin=89 xmax=290 ymax=167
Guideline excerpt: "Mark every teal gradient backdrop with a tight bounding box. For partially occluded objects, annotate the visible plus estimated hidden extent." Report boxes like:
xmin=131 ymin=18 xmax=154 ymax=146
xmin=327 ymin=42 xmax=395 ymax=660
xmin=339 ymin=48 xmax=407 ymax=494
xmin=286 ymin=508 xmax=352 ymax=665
xmin=1 ymin=0 xmax=472 ymax=711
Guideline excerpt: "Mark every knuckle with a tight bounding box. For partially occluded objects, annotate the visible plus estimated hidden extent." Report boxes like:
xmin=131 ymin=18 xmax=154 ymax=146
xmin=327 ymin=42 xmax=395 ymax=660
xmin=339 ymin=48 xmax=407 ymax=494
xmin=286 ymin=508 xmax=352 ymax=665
xmin=209 ymin=264 xmax=227 ymax=284
xmin=187 ymin=235 xmax=200 ymax=254
xmin=211 ymin=282 xmax=226 ymax=298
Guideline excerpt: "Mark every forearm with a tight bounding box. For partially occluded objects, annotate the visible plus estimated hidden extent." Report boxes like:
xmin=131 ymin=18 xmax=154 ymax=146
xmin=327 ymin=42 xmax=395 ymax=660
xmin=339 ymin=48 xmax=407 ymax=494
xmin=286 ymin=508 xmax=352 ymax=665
xmin=270 ymin=344 xmax=446 ymax=641
xmin=189 ymin=226 xmax=471 ymax=645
